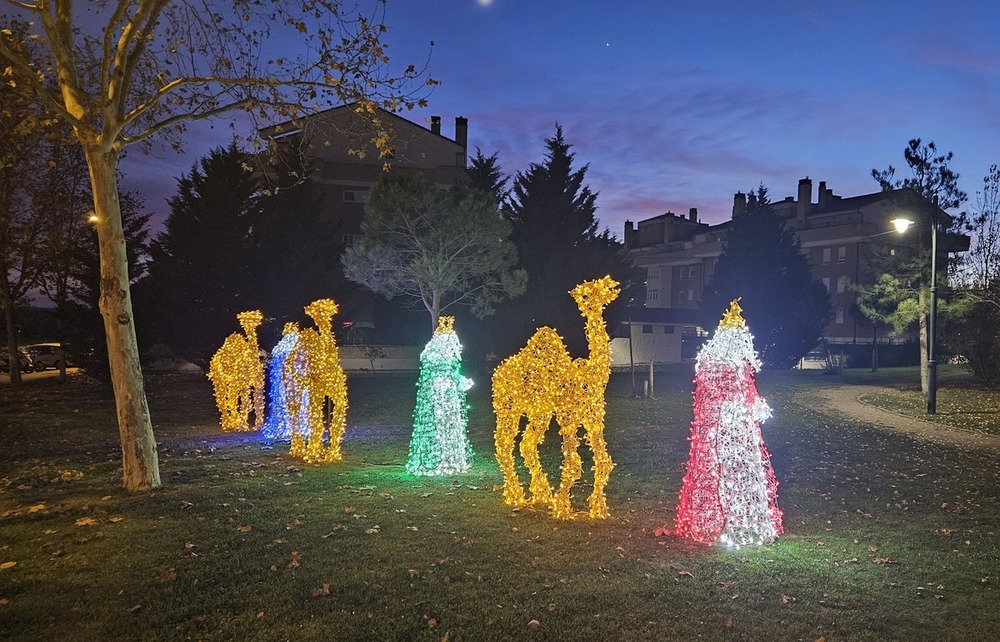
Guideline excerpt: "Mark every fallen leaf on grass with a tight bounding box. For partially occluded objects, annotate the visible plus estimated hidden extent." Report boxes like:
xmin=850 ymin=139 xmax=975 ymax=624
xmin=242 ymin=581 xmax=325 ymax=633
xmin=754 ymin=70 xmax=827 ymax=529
xmin=75 ymin=517 xmax=98 ymax=527
xmin=100 ymin=496 xmax=112 ymax=501
xmin=653 ymin=526 xmax=670 ymax=537
xmin=527 ymin=619 xmax=540 ymax=629
xmin=0 ymin=562 xmax=16 ymax=571
xmin=27 ymin=504 xmax=46 ymax=513
xmin=408 ymin=569 xmax=421 ymax=579
xmin=257 ymin=611 xmax=265 ymax=619
xmin=365 ymin=526 xmax=380 ymax=535
xmin=128 ymin=604 xmax=142 ymax=613
xmin=425 ymin=617 xmax=437 ymax=628
xmin=310 ymin=583 xmax=330 ymax=597
xmin=236 ymin=524 xmax=252 ymax=534
xmin=873 ymin=558 xmax=898 ymax=565
xmin=781 ymin=593 xmax=796 ymax=604
xmin=725 ymin=617 xmax=733 ymax=628
xmin=322 ymin=525 xmax=346 ymax=538
xmin=287 ymin=551 xmax=302 ymax=569
xmin=0 ymin=598 xmax=9 ymax=605
xmin=678 ymin=570 xmax=694 ymax=578
xmin=159 ymin=568 xmax=177 ymax=583
xmin=109 ymin=516 xmax=124 ymax=523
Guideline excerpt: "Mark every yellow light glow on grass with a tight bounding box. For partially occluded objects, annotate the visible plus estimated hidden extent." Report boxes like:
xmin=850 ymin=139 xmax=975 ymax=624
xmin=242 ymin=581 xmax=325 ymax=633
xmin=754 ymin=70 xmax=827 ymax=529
xmin=285 ymin=299 xmax=348 ymax=464
xmin=492 ymin=276 xmax=620 ymax=519
xmin=208 ymin=310 xmax=266 ymax=432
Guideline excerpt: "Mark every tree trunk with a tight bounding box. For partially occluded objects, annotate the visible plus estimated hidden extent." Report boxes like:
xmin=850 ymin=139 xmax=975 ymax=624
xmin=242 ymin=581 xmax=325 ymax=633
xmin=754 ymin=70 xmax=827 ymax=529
xmin=3 ymin=296 xmax=22 ymax=385
xmin=918 ymin=288 xmax=929 ymax=395
xmin=85 ymin=146 xmax=160 ymax=491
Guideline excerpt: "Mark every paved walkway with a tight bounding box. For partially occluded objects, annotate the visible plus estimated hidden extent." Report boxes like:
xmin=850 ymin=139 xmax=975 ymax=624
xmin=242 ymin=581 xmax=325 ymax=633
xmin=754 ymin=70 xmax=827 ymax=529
xmin=802 ymin=383 xmax=1000 ymax=454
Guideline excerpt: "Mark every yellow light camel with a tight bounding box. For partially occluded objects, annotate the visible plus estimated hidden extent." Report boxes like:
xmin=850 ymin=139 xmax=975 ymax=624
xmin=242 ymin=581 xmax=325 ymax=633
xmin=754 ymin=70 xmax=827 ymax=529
xmin=286 ymin=298 xmax=348 ymax=464
xmin=208 ymin=310 xmax=266 ymax=432
xmin=492 ymin=276 xmax=620 ymax=519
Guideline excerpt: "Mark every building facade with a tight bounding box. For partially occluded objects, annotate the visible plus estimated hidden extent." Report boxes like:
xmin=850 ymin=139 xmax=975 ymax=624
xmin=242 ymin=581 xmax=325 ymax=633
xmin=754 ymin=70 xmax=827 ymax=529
xmin=622 ymin=178 xmax=950 ymax=364
xmin=258 ymin=105 xmax=471 ymax=340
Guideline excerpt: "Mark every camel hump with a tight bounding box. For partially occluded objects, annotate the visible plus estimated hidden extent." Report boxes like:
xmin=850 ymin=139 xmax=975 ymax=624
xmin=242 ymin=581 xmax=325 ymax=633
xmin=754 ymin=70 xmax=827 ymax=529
xmin=236 ymin=310 xmax=264 ymax=333
xmin=570 ymin=276 xmax=620 ymax=313
xmin=304 ymin=298 xmax=339 ymax=323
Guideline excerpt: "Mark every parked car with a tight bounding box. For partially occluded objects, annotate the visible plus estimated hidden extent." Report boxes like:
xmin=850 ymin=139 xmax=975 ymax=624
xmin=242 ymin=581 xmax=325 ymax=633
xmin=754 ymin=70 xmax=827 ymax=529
xmin=1 ymin=347 xmax=41 ymax=373
xmin=26 ymin=343 xmax=69 ymax=370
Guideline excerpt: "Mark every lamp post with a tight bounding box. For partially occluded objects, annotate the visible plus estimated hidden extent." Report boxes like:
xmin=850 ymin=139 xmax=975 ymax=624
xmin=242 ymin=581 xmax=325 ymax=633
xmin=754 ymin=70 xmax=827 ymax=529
xmin=890 ymin=215 xmax=937 ymax=414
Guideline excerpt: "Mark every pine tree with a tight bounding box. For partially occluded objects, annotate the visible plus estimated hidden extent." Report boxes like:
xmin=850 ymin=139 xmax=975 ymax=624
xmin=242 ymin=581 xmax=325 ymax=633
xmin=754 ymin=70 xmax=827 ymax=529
xmin=501 ymin=125 xmax=627 ymax=356
xmin=703 ymin=187 xmax=831 ymax=368
xmin=466 ymin=148 xmax=509 ymax=207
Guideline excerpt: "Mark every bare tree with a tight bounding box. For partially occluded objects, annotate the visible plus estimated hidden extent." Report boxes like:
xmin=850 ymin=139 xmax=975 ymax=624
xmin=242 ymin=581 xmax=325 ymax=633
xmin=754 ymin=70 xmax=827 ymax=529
xmin=1 ymin=1 xmax=432 ymax=491
xmin=961 ymin=165 xmax=1000 ymax=294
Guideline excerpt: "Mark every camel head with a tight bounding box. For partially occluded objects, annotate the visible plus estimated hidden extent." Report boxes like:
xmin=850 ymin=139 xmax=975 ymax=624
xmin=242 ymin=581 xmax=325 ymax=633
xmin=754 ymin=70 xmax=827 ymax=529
xmin=304 ymin=298 xmax=339 ymax=331
xmin=570 ymin=276 xmax=620 ymax=318
xmin=236 ymin=310 xmax=264 ymax=336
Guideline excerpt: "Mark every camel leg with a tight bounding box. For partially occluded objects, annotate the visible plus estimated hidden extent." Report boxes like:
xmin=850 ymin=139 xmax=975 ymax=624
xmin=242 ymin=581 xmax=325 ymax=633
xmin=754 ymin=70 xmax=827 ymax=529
xmin=521 ymin=415 xmax=553 ymax=505
xmin=324 ymin=398 xmax=346 ymax=463
xmin=494 ymin=413 xmax=526 ymax=507
xmin=585 ymin=424 xmax=615 ymax=519
xmin=553 ymin=421 xmax=583 ymax=519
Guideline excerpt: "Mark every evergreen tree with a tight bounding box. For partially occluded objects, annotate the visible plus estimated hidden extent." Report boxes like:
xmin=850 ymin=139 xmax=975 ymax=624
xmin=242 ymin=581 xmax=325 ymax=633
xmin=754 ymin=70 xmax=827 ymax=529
xmin=869 ymin=138 xmax=969 ymax=393
xmin=467 ymin=148 xmax=508 ymax=206
xmin=144 ymin=144 xmax=262 ymax=362
xmin=500 ymin=125 xmax=628 ymax=357
xmin=703 ymin=187 xmax=831 ymax=369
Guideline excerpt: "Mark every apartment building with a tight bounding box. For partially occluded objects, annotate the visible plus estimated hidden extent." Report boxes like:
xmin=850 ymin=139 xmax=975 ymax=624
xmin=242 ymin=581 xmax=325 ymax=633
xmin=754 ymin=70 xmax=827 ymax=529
xmin=258 ymin=105 xmax=470 ymax=340
xmin=622 ymin=178 xmax=952 ymax=363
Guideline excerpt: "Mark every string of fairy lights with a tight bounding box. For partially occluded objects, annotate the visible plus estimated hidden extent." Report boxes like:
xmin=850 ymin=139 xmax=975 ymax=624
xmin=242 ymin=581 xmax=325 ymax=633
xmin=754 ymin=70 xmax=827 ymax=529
xmin=208 ymin=289 xmax=782 ymax=545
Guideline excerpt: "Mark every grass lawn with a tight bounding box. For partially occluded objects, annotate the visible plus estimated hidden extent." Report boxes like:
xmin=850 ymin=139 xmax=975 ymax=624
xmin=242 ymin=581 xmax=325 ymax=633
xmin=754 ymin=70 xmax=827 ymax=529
xmin=1 ymin=366 xmax=998 ymax=641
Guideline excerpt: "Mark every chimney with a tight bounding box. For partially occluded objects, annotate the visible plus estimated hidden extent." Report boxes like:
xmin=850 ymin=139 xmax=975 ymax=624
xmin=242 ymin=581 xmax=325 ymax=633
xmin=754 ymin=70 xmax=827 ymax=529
xmin=624 ymin=220 xmax=634 ymax=248
xmin=430 ymin=116 xmax=441 ymax=136
xmin=797 ymin=177 xmax=812 ymax=218
xmin=733 ymin=192 xmax=747 ymax=218
xmin=454 ymin=116 xmax=468 ymax=150
xmin=818 ymin=181 xmax=827 ymax=208
xmin=688 ymin=207 xmax=698 ymax=222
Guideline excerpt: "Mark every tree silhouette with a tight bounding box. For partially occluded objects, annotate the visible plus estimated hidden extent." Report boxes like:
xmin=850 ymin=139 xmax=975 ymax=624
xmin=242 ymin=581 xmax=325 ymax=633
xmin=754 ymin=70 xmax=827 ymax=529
xmin=703 ymin=187 xmax=831 ymax=369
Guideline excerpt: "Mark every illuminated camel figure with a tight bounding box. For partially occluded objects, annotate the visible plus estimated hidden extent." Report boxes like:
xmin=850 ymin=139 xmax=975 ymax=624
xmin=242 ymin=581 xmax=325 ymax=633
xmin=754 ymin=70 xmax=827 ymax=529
xmin=492 ymin=276 xmax=620 ymax=519
xmin=208 ymin=310 xmax=266 ymax=432
xmin=286 ymin=298 xmax=348 ymax=464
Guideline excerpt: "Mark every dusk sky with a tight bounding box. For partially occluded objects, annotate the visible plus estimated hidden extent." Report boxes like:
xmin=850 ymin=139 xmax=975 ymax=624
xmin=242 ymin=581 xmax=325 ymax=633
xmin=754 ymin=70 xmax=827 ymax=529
xmin=121 ymin=0 xmax=1000 ymax=235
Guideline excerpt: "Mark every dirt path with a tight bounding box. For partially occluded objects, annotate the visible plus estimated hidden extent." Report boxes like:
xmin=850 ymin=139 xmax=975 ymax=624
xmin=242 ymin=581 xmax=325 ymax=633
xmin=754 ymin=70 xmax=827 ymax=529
xmin=800 ymin=383 xmax=1000 ymax=454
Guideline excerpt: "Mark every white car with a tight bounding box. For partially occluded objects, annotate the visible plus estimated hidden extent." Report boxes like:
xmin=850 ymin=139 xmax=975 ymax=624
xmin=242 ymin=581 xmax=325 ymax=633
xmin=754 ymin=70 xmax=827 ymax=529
xmin=26 ymin=343 xmax=68 ymax=370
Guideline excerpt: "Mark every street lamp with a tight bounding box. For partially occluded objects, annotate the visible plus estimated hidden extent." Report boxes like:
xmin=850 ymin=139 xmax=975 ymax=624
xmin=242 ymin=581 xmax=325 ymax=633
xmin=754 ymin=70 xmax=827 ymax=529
xmin=890 ymin=215 xmax=938 ymax=414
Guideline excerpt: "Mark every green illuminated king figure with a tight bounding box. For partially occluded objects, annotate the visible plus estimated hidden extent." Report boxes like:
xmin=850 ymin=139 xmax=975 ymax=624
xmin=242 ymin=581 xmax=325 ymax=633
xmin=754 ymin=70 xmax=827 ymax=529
xmin=406 ymin=316 xmax=474 ymax=475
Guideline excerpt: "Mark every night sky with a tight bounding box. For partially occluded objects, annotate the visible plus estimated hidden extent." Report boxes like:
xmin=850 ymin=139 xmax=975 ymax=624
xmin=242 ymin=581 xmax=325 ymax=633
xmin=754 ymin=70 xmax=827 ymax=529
xmin=121 ymin=0 xmax=1000 ymax=234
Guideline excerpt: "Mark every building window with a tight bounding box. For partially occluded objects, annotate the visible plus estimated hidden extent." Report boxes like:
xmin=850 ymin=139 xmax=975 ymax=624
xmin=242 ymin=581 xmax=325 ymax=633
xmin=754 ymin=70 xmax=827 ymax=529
xmin=343 ymin=189 xmax=367 ymax=203
xmin=342 ymin=234 xmax=356 ymax=247
xmin=648 ymin=266 xmax=659 ymax=280
xmin=837 ymin=275 xmax=849 ymax=294
xmin=642 ymin=325 xmax=653 ymax=334
xmin=665 ymin=325 xmax=675 ymax=334
xmin=822 ymin=277 xmax=831 ymax=292
xmin=822 ymin=247 xmax=832 ymax=265
xmin=836 ymin=308 xmax=845 ymax=324
xmin=688 ymin=266 xmax=695 ymax=279
xmin=687 ymin=289 xmax=694 ymax=302
xmin=678 ymin=267 xmax=685 ymax=280
xmin=838 ymin=246 xmax=847 ymax=263
xmin=647 ymin=289 xmax=658 ymax=302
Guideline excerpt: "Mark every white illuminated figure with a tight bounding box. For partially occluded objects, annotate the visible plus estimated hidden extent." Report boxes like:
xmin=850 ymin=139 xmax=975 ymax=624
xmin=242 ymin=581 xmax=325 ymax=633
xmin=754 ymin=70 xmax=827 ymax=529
xmin=406 ymin=316 xmax=474 ymax=476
